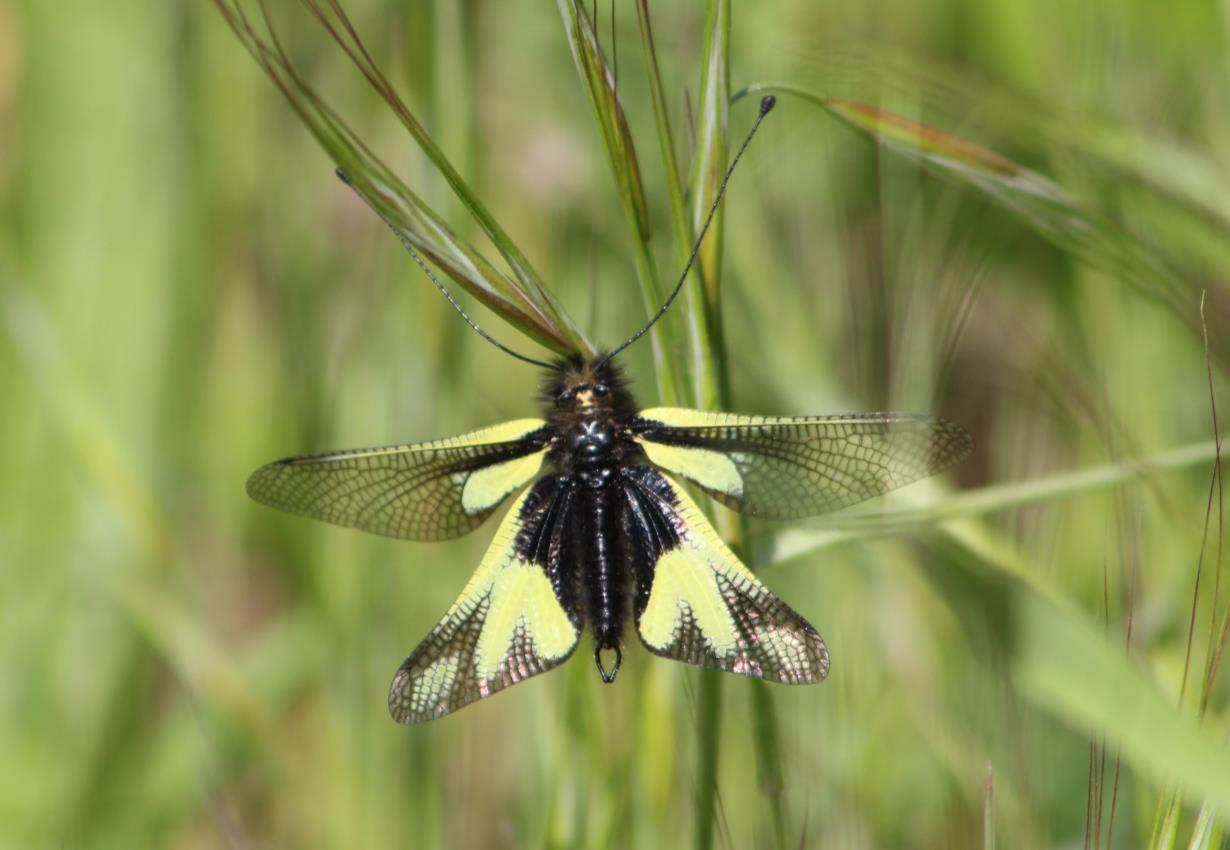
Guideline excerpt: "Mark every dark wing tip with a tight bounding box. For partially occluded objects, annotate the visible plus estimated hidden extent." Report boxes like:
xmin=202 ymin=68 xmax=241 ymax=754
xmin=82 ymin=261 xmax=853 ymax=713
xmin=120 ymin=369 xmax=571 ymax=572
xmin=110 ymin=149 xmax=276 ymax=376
xmin=816 ymin=641 xmax=832 ymax=681
xmin=931 ymin=417 xmax=976 ymax=470
xmin=388 ymin=667 xmax=416 ymax=725
xmin=244 ymin=463 xmax=274 ymax=502
xmin=795 ymin=625 xmax=831 ymax=684
xmin=245 ymin=450 xmax=337 ymax=503
xmin=244 ymin=455 xmax=298 ymax=501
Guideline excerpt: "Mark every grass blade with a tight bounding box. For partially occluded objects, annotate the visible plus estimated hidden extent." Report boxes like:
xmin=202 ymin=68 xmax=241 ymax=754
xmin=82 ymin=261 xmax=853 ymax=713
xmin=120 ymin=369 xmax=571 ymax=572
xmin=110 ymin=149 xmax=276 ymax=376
xmin=910 ymin=525 xmax=1230 ymax=826
xmin=983 ymin=765 xmax=996 ymax=850
xmin=1187 ymin=802 xmax=1223 ymax=850
xmin=761 ymin=440 xmax=1218 ymax=568
xmin=686 ymin=0 xmax=730 ymax=388
xmin=684 ymin=4 xmax=748 ymax=849
xmin=556 ymin=0 xmax=684 ymax=401
xmin=1150 ymin=790 xmax=1183 ymax=850
xmin=299 ymin=1 xmax=582 ymax=341
xmin=737 ymin=82 xmax=1220 ymax=361
xmin=788 ymin=46 xmax=1230 ymax=280
xmin=555 ymin=0 xmax=650 ymax=242
xmin=1015 ymin=584 xmax=1230 ymax=819
xmin=212 ymin=0 xmax=590 ymax=356
xmin=750 ymin=678 xmax=787 ymax=850
xmin=694 ymin=670 xmax=723 ymax=850
xmin=634 ymin=0 xmax=691 ymax=264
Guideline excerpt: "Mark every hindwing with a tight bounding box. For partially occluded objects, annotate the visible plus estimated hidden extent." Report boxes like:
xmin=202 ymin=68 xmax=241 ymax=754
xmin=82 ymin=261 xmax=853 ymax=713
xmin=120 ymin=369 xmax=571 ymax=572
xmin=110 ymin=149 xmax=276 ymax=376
xmin=619 ymin=466 xmax=829 ymax=683
xmin=632 ymin=407 xmax=972 ymax=520
xmin=246 ymin=419 xmax=551 ymax=541
xmin=389 ymin=476 xmax=581 ymax=723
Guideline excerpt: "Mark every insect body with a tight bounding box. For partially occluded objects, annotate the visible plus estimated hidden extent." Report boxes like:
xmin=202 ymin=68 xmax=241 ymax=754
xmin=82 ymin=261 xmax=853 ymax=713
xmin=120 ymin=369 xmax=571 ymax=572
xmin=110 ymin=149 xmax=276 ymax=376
xmin=246 ymin=96 xmax=973 ymax=722
xmin=247 ymin=356 xmax=971 ymax=722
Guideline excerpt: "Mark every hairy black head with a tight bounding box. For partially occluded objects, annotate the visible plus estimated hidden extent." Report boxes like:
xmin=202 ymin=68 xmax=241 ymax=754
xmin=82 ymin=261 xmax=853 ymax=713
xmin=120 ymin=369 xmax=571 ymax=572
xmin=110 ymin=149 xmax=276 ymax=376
xmin=540 ymin=354 xmax=639 ymax=430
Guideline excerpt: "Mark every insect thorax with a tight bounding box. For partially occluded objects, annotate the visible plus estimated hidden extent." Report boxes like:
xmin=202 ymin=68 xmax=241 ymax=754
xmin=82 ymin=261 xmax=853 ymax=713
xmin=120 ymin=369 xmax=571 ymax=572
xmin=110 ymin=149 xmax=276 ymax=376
xmin=542 ymin=356 xmax=641 ymax=480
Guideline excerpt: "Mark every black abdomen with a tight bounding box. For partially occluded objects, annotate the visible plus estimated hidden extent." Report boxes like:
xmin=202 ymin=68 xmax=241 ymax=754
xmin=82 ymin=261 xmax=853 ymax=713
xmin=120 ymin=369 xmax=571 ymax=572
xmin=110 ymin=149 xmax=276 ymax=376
xmin=580 ymin=483 xmax=626 ymax=653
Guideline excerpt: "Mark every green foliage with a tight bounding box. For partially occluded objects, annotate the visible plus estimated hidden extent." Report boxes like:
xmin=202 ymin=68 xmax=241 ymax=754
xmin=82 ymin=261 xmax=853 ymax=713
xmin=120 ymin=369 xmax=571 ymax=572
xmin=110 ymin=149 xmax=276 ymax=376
xmin=3 ymin=0 xmax=1230 ymax=848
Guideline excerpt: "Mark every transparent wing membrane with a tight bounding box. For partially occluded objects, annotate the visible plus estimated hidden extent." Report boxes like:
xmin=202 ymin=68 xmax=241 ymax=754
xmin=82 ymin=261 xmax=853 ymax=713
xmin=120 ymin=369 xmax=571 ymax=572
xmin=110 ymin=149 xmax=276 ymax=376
xmin=246 ymin=419 xmax=550 ymax=541
xmin=620 ymin=466 xmax=829 ymax=683
xmin=389 ymin=478 xmax=581 ymax=723
xmin=633 ymin=408 xmax=972 ymax=520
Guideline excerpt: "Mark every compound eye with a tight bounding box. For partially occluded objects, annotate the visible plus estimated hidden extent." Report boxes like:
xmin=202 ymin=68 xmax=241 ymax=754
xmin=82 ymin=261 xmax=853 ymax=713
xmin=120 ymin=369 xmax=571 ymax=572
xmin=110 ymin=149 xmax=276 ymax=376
xmin=593 ymin=384 xmax=609 ymax=397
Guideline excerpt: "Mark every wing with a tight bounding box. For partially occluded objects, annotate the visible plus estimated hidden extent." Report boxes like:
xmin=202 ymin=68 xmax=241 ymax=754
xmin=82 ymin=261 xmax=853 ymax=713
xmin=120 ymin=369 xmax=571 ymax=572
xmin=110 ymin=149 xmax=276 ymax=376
xmin=246 ymin=419 xmax=552 ymax=541
xmin=389 ymin=476 xmax=582 ymax=723
xmin=619 ymin=465 xmax=829 ymax=683
xmin=631 ymin=407 xmax=972 ymax=520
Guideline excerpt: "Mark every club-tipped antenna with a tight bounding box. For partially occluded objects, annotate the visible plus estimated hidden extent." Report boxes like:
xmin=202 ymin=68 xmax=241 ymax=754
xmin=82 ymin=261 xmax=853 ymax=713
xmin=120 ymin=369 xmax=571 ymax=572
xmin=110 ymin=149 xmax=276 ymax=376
xmin=335 ymin=169 xmax=555 ymax=369
xmin=596 ymin=94 xmax=777 ymax=369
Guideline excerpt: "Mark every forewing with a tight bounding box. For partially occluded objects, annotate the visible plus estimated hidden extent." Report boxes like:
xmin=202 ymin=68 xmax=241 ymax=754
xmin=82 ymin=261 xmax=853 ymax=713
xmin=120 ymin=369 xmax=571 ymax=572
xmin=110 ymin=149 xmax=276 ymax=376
xmin=389 ymin=476 xmax=581 ymax=723
xmin=621 ymin=466 xmax=829 ymax=683
xmin=246 ymin=419 xmax=551 ymax=541
xmin=632 ymin=407 xmax=972 ymax=520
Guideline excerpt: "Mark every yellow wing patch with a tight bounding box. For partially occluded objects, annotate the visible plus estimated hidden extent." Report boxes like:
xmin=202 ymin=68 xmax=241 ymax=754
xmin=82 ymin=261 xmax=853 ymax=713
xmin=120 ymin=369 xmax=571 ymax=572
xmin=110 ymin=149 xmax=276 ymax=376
xmin=634 ymin=407 xmax=765 ymax=497
xmin=461 ymin=450 xmax=546 ymax=514
xmin=633 ymin=407 xmax=973 ymax=521
xmin=390 ymin=482 xmax=580 ymax=723
xmin=449 ymin=418 xmax=549 ymax=515
xmin=639 ymin=549 xmax=737 ymax=653
xmin=635 ymin=439 xmax=743 ymax=497
xmin=476 ymin=561 xmax=577 ymax=678
xmin=247 ymin=417 xmax=549 ymax=541
xmin=634 ymin=472 xmax=829 ymax=684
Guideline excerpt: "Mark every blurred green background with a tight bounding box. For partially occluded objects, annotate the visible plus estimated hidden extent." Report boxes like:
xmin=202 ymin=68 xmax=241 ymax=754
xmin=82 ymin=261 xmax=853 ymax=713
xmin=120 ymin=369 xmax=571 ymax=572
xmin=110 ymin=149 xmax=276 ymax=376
xmin=4 ymin=0 xmax=1230 ymax=847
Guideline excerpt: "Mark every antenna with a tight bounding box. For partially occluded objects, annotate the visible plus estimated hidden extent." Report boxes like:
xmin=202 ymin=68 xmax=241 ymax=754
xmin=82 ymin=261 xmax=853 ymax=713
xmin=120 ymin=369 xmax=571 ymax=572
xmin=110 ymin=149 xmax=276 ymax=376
xmin=335 ymin=169 xmax=555 ymax=369
xmin=596 ymin=94 xmax=777 ymax=369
